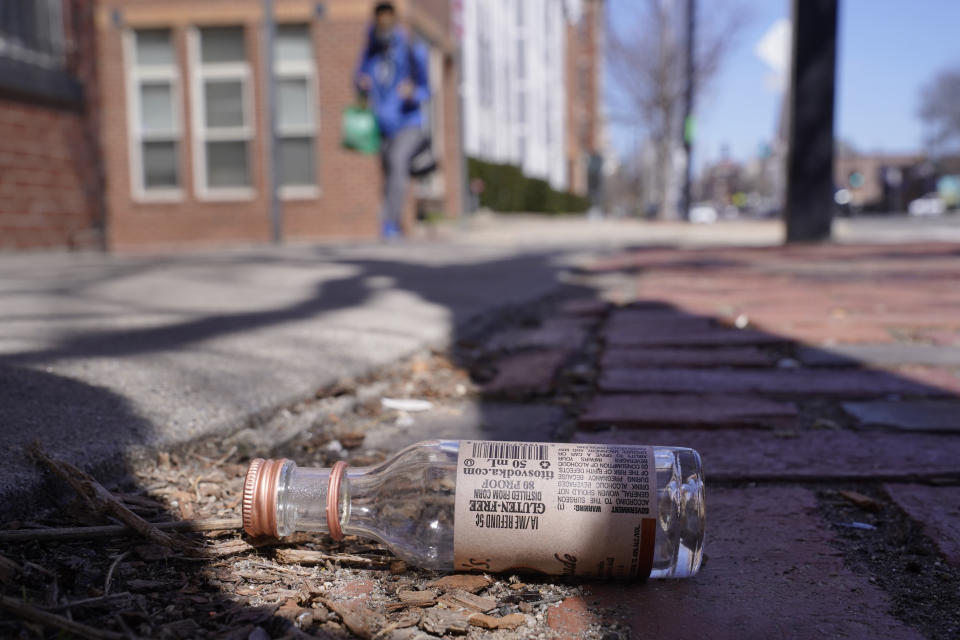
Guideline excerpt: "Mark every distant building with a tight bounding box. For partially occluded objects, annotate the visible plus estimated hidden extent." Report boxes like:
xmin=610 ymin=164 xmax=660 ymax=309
xmin=461 ymin=0 xmax=604 ymax=194
xmin=699 ymin=158 xmax=742 ymax=206
xmin=0 ymin=1 xmax=102 ymax=249
xmin=834 ymin=152 xmax=924 ymax=211
xmin=2 ymin=0 xmax=607 ymax=251
xmin=2 ymin=0 xmax=464 ymax=251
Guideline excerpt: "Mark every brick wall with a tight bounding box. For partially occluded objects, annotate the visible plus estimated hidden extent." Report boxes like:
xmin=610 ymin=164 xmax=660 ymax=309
xmin=95 ymin=0 xmax=462 ymax=251
xmin=0 ymin=0 xmax=102 ymax=250
xmin=564 ymin=0 xmax=604 ymax=198
xmin=97 ymin=0 xmax=384 ymax=250
xmin=582 ymin=0 xmax=602 ymax=155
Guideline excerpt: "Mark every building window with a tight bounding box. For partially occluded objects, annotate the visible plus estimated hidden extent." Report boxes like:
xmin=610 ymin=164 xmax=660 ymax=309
xmin=126 ymin=29 xmax=182 ymax=199
xmin=190 ymin=26 xmax=253 ymax=198
xmin=515 ymin=36 xmax=526 ymax=163
xmin=476 ymin=4 xmax=493 ymax=109
xmin=274 ymin=24 xmax=317 ymax=196
xmin=0 ymin=0 xmax=65 ymax=69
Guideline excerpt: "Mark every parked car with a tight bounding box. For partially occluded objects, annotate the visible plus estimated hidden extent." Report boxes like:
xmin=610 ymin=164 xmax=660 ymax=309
xmin=689 ymin=203 xmax=718 ymax=224
xmin=908 ymin=193 xmax=946 ymax=216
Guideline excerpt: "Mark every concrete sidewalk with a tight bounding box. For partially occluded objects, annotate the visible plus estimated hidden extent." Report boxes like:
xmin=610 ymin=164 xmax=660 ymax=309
xmin=0 ymin=241 xmax=582 ymax=506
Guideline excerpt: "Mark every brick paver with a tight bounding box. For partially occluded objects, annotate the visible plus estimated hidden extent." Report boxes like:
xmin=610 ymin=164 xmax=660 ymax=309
xmin=481 ymin=349 xmax=569 ymax=395
xmin=581 ymin=488 xmax=924 ymax=640
xmin=604 ymin=327 xmax=788 ymax=347
xmin=605 ymin=309 xmax=715 ymax=332
xmin=884 ymin=484 xmax=960 ymax=566
xmin=599 ymin=367 xmax=948 ymax=397
xmin=486 ymin=318 xmax=588 ymax=351
xmin=923 ymin=329 xmax=960 ymax=346
xmin=602 ymin=346 xmax=777 ymax=368
xmin=894 ymin=365 xmax=960 ymax=395
xmin=573 ymin=428 xmax=960 ymax=481
xmin=579 ymin=394 xmax=796 ymax=429
xmin=798 ymin=344 xmax=960 ymax=367
xmin=843 ymin=400 xmax=960 ymax=432
xmin=559 ymin=298 xmax=608 ymax=317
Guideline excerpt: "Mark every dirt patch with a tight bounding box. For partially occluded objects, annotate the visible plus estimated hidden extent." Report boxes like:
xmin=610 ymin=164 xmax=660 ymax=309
xmin=818 ymin=484 xmax=960 ymax=640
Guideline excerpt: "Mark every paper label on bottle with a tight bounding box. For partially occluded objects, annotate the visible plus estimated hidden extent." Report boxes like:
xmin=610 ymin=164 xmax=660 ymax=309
xmin=453 ymin=441 xmax=657 ymax=579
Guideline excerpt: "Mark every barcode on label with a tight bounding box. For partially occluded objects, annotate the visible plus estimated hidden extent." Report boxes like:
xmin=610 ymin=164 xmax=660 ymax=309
xmin=471 ymin=442 xmax=549 ymax=460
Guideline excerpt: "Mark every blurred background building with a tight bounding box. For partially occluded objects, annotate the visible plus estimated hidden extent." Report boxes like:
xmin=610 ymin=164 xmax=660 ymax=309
xmin=461 ymin=0 xmax=605 ymax=194
xmin=0 ymin=0 xmax=605 ymax=251
xmin=0 ymin=1 xmax=102 ymax=250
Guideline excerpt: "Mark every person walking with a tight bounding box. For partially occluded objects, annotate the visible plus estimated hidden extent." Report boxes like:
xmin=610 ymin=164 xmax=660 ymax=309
xmin=355 ymin=2 xmax=430 ymax=239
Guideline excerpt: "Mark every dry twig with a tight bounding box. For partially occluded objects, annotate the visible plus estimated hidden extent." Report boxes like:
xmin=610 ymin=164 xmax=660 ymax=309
xmin=275 ymin=548 xmax=390 ymax=568
xmin=30 ymin=443 xmax=183 ymax=550
xmin=103 ymin=551 xmax=129 ymax=595
xmin=0 ymin=517 xmax=242 ymax=542
xmin=0 ymin=594 xmax=129 ymax=640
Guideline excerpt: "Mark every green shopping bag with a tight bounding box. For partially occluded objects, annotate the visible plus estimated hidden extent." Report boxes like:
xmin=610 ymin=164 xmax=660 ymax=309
xmin=341 ymin=105 xmax=381 ymax=154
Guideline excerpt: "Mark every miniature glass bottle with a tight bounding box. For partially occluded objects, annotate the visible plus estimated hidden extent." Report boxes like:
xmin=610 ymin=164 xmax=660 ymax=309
xmin=243 ymin=439 xmax=704 ymax=580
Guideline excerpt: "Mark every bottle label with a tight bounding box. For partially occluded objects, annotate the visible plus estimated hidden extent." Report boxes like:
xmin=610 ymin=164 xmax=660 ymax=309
xmin=453 ymin=441 xmax=657 ymax=579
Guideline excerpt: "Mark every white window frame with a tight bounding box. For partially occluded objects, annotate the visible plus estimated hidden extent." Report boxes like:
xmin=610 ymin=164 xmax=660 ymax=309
xmin=123 ymin=29 xmax=183 ymax=202
xmin=188 ymin=26 xmax=255 ymax=201
xmin=274 ymin=25 xmax=319 ymax=200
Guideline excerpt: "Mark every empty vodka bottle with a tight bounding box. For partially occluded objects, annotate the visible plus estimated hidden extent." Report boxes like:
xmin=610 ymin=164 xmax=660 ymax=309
xmin=243 ymin=440 xmax=704 ymax=579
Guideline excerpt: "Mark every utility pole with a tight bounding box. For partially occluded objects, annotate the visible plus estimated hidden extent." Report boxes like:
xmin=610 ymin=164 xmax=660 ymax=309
xmin=680 ymin=0 xmax=695 ymax=221
xmin=784 ymin=0 xmax=837 ymax=242
xmin=262 ymin=0 xmax=283 ymax=243
xmin=452 ymin=0 xmax=470 ymax=218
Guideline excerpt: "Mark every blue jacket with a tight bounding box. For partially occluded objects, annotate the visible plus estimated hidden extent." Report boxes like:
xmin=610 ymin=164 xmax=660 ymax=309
xmin=354 ymin=27 xmax=430 ymax=139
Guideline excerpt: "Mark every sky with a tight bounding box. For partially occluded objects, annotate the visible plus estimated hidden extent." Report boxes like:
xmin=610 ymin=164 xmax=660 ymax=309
xmin=605 ymin=0 xmax=960 ymax=171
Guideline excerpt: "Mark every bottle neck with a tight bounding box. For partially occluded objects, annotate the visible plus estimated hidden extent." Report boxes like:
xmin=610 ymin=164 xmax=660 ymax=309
xmin=276 ymin=462 xmax=357 ymax=537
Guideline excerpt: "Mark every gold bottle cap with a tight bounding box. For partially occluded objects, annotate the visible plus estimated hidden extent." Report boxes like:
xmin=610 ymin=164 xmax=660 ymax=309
xmin=242 ymin=458 xmax=287 ymax=537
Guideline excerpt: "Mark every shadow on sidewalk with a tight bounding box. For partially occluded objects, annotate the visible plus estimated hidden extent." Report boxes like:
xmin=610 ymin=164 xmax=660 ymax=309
xmin=1 ymin=242 xmax=959 ymax=638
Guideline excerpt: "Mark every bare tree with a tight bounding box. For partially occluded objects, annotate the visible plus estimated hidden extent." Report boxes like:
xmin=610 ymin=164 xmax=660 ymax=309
xmin=607 ymin=0 xmax=743 ymax=218
xmin=918 ymin=67 xmax=960 ymax=155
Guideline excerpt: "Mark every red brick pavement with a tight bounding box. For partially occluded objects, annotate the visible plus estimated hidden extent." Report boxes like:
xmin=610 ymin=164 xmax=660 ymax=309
xmin=554 ymin=488 xmax=925 ymax=640
xmin=579 ymin=394 xmax=797 ymax=429
xmin=562 ymin=243 xmax=960 ymax=638
xmin=479 ymin=243 xmax=960 ymax=638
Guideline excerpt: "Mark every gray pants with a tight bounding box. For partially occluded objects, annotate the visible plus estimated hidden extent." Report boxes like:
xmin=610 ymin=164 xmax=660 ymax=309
xmin=380 ymin=127 xmax=421 ymax=228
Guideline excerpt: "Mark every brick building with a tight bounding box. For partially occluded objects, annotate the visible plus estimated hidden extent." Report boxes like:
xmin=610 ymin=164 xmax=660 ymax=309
xmin=0 ymin=1 xmax=103 ymax=250
xmin=2 ymin=0 xmax=604 ymax=251
xmin=565 ymin=0 xmax=604 ymax=196
xmin=2 ymin=0 xmax=462 ymax=250
xmin=97 ymin=0 xmax=462 ymax=250
xmin=834 ymin=151 xmax=925 ymax=211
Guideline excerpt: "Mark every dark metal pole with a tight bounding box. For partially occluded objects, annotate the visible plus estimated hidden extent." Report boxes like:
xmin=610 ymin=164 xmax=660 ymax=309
xmin=262 ymin=0 xmax=283 ymax=243
xmin=784 ymin=0 xmax=838 ymax=243
xmin=680 ymin=0 xmax=695 ymax=221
